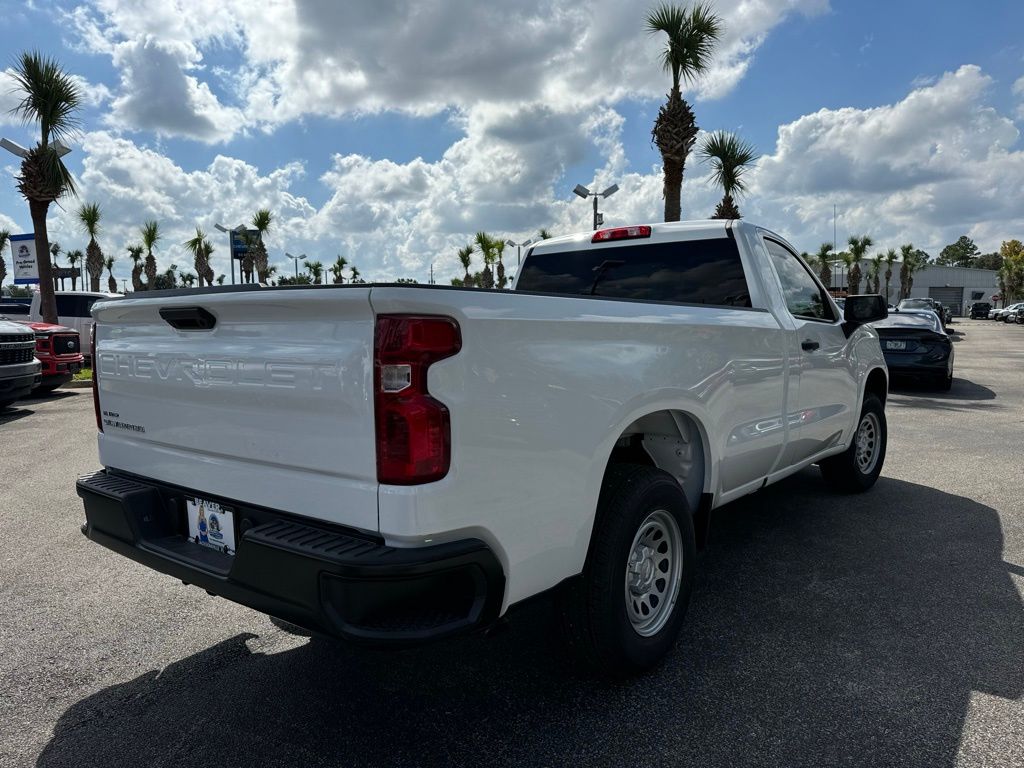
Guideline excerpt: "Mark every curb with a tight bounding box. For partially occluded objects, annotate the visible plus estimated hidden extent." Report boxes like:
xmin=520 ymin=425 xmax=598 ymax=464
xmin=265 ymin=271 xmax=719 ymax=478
xmin=61 ymin=379 xmax=94 ymax=389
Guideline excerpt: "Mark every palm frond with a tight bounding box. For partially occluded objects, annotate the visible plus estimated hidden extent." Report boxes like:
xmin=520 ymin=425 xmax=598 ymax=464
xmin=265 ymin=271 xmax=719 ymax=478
xmin=10 ymin=51 xmax=82 ymax=147
xmin=77 ymin=202 xmax=101 ymax=236
xmin=699 ymin=130 xmax=758 ymax=196
xmin=141 ymin=220 xmax=160 ymax=252
xmin=646 ymin=3 xmax=723 ymax=89
xmin=252 ymin=208 xmax=273 ymax=234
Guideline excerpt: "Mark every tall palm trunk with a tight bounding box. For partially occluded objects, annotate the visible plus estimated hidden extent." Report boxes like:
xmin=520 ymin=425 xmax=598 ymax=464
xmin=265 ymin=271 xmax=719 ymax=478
xmin=884 ymin=269 xmax=892 ymax=303
xmin=131 ymin=261 xmax=143 ymax=291
xmin=145 ymin=253 xmax=157 ymax=289
xmin=29 ymin=200 xmax=58 ymax=323
xmin=86 ymin=238 xmax=103 ymax=292
xmin=652 ymin=89 xmax=698 ymax=222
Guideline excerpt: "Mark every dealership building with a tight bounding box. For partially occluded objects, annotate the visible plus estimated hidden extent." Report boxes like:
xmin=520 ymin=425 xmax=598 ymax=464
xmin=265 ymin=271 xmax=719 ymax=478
xmin=830 ymin=262 xmax=1001 ymax=315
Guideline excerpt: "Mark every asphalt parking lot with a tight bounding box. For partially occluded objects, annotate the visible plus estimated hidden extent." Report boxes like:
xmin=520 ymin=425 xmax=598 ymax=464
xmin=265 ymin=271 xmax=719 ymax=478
xmin=2 ymin=319 xmax=1022 ymax=768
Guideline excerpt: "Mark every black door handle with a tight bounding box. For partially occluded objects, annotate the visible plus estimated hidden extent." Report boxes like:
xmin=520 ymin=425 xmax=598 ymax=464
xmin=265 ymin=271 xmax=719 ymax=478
xmin=801 ymin=339 xmax=819 ymax=352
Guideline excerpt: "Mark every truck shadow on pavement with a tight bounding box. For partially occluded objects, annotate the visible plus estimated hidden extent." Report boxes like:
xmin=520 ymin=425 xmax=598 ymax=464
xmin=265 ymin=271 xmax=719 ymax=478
xmin=37 ymin=471 xmax=1023 ymax=768
xmin=888 ymin=377 xmax=997 ymax=411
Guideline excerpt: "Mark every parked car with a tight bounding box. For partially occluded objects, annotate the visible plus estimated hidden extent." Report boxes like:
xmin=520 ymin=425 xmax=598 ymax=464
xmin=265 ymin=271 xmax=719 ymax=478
xmin=897 ymin=297 xmax=951 ymax=328
xmin=11 ymin=321 xmax=84 ymax=392
xmin=0 ymin=320 xmax=42 ymax=409
xmin=969 ymin=301 xmax=991 ymax=319
xmin=1008 ymin=306 xmax=1024 ymax=325
xmin=29 ymin=290 xmax=122 ymax=357
xmin=77 ymin=220 xmax=890 ymax=675
xmin=872 ymin=309 xmax=954 ymax=390
xmin=995 ymin=302 xmax=1024 ymax=322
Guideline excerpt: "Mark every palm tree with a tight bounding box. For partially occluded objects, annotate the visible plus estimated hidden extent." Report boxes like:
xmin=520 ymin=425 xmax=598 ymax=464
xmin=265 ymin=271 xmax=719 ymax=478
xmin=813 ymin=243 xmax=834 ymax=290
xmin=867 ymin=254 xmax=883 ymax=294
xmin=475 ymin=232 xmax=495 ymax=289
xmin=66 ymin=248 xmax=82 ymax=290
xmin=304 ymin=260 xmax=324 ymax=285
xmin=646 ymin=3 xmax=722 ymax=222
xmin=141 ymin=221 xmax=160 ymax=289
xmin=699 ymin=131 xmax=757 ymax=219
xmin=201 ymin=240 xmax=215 ymax=286
xmin=495 ymin=239 xmax=507 ymax=289
xmin=0 ymin=230 xmax=9 ymax=288
xmin=883 ymin=248 xmax=898 ymax=304
xmin=350 ymin=266 xmax=361 ymax=284
xmin=457 ymin=244 xmax=474 ymax=286
xmin=126 ymin=244 xmax=144 ymax=291
xmin=104 ymin=256 xmax=116 ymax=293
xmin=252 ymin=208 xmax=272 ymax=283
xmin=183 ymin=227 xmax=207 ymax=287
xmin=78 ymin=202 xmax=104 ymax=292
xmin=49 ymin=242 xmax=62 ymax=290
xmin=537 ymin=228 xmax=552 ymax=240
xmin=898 ymin=243 xmax=928 ymax=299
xmin=846 ymin=235 xmax=872 ymax=295
xmin=10 ymin=52 xmax=81 ymax=324
xmin=330 ymin=255 xmax=349 ymax=284
xmin=180 ymin=271 xmax=196 ymax=288
xmin=216 ymin=274 xmax=226 ymax=286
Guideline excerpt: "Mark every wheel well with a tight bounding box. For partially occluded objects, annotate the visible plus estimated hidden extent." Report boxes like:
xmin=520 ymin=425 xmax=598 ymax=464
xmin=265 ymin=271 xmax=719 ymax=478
xmin=865 ymin=367 xmax=888 ymax=406
xmin=606 ymin=410 xmax=707 ymax=514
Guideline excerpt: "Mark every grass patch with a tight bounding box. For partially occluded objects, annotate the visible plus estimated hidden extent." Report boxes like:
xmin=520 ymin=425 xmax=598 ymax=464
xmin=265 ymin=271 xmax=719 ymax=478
xmin=74 ymin=367 xmax=92 ymax=381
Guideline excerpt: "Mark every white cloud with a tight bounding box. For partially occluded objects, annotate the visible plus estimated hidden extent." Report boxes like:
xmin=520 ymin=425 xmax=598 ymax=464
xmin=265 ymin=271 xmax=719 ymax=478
xmin=69 ymin=0 xmax=828 ymax=141
xmin=750 ymin=65 xmax=1024 ymax=254
xmin=107 ymin=37 xmax=243 ymax=143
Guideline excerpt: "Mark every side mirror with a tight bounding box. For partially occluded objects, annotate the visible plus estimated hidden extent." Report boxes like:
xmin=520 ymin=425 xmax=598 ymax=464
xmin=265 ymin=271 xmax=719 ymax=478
xmin=844 ymin=294 xmax=888 ymax=325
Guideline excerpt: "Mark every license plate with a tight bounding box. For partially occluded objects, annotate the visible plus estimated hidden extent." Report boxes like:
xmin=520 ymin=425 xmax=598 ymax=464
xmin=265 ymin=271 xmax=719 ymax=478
xmin=885 ymin=340 xmax=907 ymax=350
xmin=186 ymin=497 xmax=237 ymax=556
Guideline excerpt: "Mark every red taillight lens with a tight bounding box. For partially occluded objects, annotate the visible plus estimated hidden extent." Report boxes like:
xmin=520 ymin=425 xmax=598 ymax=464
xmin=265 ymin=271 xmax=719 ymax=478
xmin=374 ymin=315 xmax=461 ymax=485
xmin=91 ymin=325 xmax=102 ymax=432
xmin=591 ymin=225 xmax=652 ymax=243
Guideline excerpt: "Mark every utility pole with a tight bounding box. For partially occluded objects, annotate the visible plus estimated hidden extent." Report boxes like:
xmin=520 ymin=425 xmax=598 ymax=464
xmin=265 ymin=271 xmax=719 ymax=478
xmin=573 ymin=183 xmax=619 ymax=230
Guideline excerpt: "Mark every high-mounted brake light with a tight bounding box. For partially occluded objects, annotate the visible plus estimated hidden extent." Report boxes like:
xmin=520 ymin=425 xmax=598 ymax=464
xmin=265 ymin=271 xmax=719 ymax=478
xmin=374 ymin=315 xmax=461 ymax=485
xmin=591 ymin=225 xmax=652 ymax=243
xmin=91 ymin=325 xmax=102 ymax=432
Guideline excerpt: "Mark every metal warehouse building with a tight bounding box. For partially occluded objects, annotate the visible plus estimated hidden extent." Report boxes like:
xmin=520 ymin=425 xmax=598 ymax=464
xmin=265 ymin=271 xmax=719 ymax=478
xmin=833 ymin=263 xmax=1000 ymax=316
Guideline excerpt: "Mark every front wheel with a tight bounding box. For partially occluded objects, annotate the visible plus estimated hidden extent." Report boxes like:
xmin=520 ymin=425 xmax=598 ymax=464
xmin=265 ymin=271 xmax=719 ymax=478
xmin=819 ymin=394 xmax=887 ymax=493
xmin=557 ymin=464 xmax=696 ymax=676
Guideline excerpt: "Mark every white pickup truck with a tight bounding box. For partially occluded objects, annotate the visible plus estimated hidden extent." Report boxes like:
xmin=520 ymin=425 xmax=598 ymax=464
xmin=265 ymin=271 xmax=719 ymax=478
xmin=78 ymin=220 xmax=890 ymax=674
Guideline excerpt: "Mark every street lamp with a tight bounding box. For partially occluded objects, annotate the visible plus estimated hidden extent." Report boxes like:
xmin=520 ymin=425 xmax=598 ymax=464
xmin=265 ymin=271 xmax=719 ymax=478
xmin=214 ymin=222 xmax=247 ymax=285
xmin=285 ymin=252 xmax=304 ymax=279
xmin=1 ymin=138 xmax=71 ymax=159
xmin=505 ymin=238 xmax=534 ymax=268
xmin=573 ymin=183 xmax=619 ymax=230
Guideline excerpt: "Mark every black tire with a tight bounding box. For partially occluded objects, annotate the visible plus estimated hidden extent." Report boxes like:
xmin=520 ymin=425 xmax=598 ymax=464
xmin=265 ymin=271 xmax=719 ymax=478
xmin=937 ymin=372 xmax=952 ymax=391
xmin=557 ymin=464 xmax=696 ymax=676
xmin=819 ymin=394 xmax=887 ymax=493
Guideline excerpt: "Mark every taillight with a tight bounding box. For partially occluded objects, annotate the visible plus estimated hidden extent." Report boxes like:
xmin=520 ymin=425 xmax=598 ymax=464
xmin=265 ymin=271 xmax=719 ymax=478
xmin=374 ymin=315 xmax=461 ymax=484
xmin=91 ymin=325 xmax=102 ymax=432
xmin=591 ymin=225 xmax=652 ymax=243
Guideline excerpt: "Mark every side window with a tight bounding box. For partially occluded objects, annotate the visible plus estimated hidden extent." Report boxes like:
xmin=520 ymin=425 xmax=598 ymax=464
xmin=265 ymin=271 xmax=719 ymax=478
xmin=83 ymin=297 xmax=99 ymax=316
xmin=55 ymin=295 xmax=74 ymax=317
xmin=764 ymin=240 xmax=835 ymax=321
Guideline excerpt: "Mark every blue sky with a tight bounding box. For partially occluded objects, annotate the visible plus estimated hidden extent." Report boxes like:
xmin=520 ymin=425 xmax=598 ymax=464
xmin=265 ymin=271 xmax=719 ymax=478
xmin=1 ymin=0 xmax=1023 ymax=286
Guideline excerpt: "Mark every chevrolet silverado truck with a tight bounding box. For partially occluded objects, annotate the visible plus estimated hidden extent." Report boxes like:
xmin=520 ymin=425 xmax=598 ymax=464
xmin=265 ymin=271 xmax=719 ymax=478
xmin=0 ymin=320 xmax=42 ymax=409
xmin=77 ymin=220 xmax=889 ymax=674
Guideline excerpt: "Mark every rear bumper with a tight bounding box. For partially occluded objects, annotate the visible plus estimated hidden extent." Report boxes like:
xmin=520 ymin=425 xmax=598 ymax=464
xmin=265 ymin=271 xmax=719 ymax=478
xmin=77 ymin=470 xmax=505 ymax=645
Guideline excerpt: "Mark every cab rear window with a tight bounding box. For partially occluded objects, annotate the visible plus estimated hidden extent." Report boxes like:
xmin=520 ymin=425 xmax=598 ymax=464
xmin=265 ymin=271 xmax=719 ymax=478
xmin=515 ymin=238 xmax=751 ymax=307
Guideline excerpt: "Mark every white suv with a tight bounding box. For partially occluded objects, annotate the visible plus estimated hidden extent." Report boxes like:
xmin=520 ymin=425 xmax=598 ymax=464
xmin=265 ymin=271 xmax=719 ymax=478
xmin=29 ymin=290 xmax=122 ymax=352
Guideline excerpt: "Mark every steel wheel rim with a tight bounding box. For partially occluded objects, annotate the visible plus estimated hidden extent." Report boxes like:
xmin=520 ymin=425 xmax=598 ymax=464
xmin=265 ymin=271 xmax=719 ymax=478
xmin=855 ymin=412 xmax=881 ymax=475
xmin=624 ymin=509 xmax=683 ymax=637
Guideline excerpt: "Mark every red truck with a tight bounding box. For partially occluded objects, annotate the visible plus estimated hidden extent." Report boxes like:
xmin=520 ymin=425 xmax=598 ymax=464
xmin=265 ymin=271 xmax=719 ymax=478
xmin=18 ymin=321 xmax=84 ymax=392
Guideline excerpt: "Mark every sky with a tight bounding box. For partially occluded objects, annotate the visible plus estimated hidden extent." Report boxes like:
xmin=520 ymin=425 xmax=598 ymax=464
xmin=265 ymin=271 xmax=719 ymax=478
xmin=0 ymin=0 xmax=1023 ymax=288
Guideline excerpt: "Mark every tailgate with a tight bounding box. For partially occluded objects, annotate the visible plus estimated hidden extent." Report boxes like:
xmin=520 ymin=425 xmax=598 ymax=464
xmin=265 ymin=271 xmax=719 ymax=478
xmin=92 ymin=288 xmax=379 ymax=532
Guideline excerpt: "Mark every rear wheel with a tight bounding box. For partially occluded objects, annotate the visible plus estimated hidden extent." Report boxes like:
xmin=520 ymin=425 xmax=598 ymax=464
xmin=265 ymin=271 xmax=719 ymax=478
xmin=558 ymin=464 xmax=696 ymax=676
xmin=820 ymin=394 xmax=887 ymax=493
xmin=937 ymin=371 xmax=953 ymax=391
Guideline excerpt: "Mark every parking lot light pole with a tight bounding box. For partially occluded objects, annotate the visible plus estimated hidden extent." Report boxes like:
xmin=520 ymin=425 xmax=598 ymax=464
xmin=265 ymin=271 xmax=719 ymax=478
xmin=215 ymin=223 xmax=246 ymax=285
xmin=285 ymin=252 xmax=304 ymax=279
xmin=505 ymin=238 xmax=534 ymax=268
xmin=573 ymin=183 xmax=619 ymax=230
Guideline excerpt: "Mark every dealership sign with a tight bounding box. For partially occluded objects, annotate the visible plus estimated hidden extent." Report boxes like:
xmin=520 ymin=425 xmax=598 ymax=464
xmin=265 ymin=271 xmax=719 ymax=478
xmin=11 ymin=233 xmax=39 ymax=284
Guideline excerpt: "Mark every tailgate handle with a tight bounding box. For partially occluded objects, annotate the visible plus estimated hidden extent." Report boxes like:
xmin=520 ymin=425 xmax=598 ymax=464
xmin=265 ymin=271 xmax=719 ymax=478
xmin=159 ymin=306 xmax=217 ymax=331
